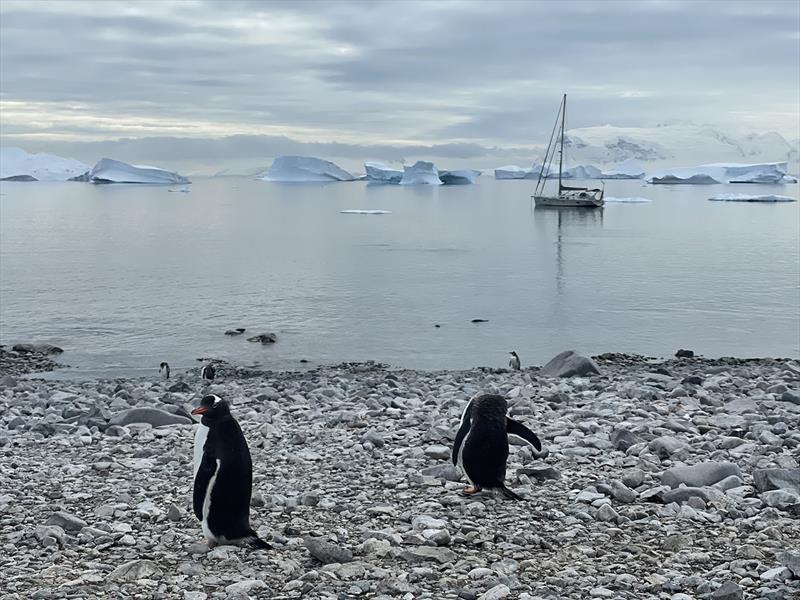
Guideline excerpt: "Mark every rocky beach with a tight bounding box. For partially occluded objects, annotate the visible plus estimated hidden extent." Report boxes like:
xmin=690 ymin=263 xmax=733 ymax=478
xmin=1 ymin=351 xmax=799 ymax=600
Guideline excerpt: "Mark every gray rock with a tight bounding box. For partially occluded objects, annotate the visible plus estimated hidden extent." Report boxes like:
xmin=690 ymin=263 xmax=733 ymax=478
xmin=0 ymin=375 xmax=17 ymax=388
xmin=661 ymin=461 xmax=741 ymax=489
xmin=621 ymin=468 xmax=645 ymax=489
xmin=109 ymin=407 xmax=192 ymax=427
xmin=711 ymin=581 xmax=743 ymax=600
xmin=34 ymin=525 xmax=65 ymax=547
xmin=517 ymin=466 xmax=561 ymax=481
xmin=421 ymin=463 xmax=462 ymax=481
xmin=649 ymin=436 xmax=687 ymax=459
xmin=12 ymin=343 xmax=63 ymax=354
xmin=360 ymin=430 xmax=385 ymax=448
xmin=780 ymin=390 xmax=800 ymax=405
xmin=610 ymin=427 xmax=638 ymax=451
xmin=661 ymin=487 xmax=709 ymax=504
xmin=304 ymin=537 xmax=353 ymax=564
xmin=753 ymin=468 xmax=800 ymax=494
xmin=399 ymin=546 xmax=457 ymax=564
xmin=610 ymin=480 xmax=637 ymax=503
xmin=540 ymin=350 xmax=600 ymax=378
xmin=761 ymin=489 xmax=800 ymax=511
xmin=45 ymin=511 xmax=87 ymax=532
xmin=424 ymin=445 xmax=451 ymax=460
xmin=477 ymin=585 xmax=510 ymax=600
xmin=106 ymin=559 xmax=163 ymax=582
xmin=776 ymin=551 xmax=800 ymax=577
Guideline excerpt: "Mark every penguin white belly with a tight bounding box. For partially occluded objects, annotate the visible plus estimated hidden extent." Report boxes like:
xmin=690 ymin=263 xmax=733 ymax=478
xmin=457 ymin=430 xmax=474 ymax=485
xmin=193 ymin=424 xmax=209 ymax=477
xmin=201 ymin=458 xmax=221 ymax=543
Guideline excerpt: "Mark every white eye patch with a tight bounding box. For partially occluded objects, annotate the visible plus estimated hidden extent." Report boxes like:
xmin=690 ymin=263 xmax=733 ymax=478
xmin=212 ymin=395 xmax=221 ymax=406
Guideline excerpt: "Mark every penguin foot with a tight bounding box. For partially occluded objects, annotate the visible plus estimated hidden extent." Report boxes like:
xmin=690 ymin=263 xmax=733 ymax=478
xmin=206 ymin=539 xmax=218 ymax=549
xmin=462 ymin=486 xmax=482 ymax=495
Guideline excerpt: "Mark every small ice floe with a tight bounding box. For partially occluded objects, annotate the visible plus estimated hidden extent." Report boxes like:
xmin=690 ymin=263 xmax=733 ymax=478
xmin=604 ymin=196 xmax=652 ymax=203
xmin=168 ymin=186 xmax=191 ymax=193
xmin=340 ymin=209 xmax=392 ymax=215
xmin=708 ymin=194 xmax=796 ymax=203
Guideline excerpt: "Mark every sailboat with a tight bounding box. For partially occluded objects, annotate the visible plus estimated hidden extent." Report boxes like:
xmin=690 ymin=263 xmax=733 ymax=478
xmin=533 ymin=94 xmax=604 ymax=208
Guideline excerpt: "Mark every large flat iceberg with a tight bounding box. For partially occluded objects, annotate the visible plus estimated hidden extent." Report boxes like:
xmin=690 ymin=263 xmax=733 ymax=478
xmin=0 ymin=147 xmax=90 ymax=182
xmin=90 ymin=158 xmax=190 ymax=184
xmin=709 ymin=193 xmax=796 ymax=203
xmin=364 ymin=161 xmax=403 ymax=183
xmin=399 ymin=161 xmax=442 ymax=185
xmin=439 ymin=169 xmax=481 ymax=185
xmin=647 ymin=162 xmax=789 ymax=185
xmin=263 ymin=156 xmax=354 ymax=182
xmin=494 ymin=165 xmax=536 ymax=180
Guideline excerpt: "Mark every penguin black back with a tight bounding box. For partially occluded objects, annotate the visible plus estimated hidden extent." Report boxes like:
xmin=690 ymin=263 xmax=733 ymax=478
xmin=159 ymin=362 xmax=170 ymax=379
xmin=191 ymin=394 xmax=269 ymax=549
xmin=201 ymin=364 xmax=216 ymax=381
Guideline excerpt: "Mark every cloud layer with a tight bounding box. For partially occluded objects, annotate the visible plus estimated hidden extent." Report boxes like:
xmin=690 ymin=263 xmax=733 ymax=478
xmin=1 ymin=0 xmax=798 ymax=149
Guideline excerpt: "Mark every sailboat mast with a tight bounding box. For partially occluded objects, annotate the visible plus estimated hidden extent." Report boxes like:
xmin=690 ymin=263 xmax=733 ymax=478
xmin=558 ymin=93 xmax=566 ymax=191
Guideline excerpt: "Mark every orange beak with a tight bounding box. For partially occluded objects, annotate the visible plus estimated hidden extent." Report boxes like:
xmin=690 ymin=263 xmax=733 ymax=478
xmin=191 ymin=406 xmax=209 ymax=415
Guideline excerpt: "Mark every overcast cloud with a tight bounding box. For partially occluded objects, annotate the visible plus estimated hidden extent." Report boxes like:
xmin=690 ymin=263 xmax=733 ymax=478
xmin=1 ymin=0 xmax=798 ymax=156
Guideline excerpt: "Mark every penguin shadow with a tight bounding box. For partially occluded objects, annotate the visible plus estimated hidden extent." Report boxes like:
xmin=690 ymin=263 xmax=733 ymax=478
xmin=452 ymin=394 xmax=547 ymax=502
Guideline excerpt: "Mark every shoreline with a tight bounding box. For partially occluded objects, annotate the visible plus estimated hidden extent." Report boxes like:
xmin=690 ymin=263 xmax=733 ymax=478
xmin=1 ymin=351 xmax=798 ymax=598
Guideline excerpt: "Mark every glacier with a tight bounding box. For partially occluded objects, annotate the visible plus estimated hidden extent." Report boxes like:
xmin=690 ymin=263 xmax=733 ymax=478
xmin=0 ymin=147 xmax=90 ymax=182
xmin=399 ymin=161 xmax=442 ymax=185
xmin=560 ymin=164 xmax=603 ymax=179
xmin=263 ymin=156 xmax=355 ymax=182
xmin=709 ymin=194 xmax=796 ymax=203
xmin=90 ymin=158 xmax=190 ymax=184
xmin=647 ymin=162 xmax=790 ymax=185
xmin=364 ymin=162 xmax=403 ymax=184
xmin=439 ymin=169 xmax=481 ymax=185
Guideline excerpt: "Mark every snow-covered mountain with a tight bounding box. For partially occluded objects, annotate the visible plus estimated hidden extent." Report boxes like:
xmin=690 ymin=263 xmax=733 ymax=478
xmin=560 ymin=124 xmax=798 ymax=172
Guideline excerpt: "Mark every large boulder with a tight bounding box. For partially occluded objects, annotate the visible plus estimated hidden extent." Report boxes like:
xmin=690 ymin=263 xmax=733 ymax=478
xmin=661 ymin=461 xmax=741 ymax=489
xmin=540 ymin=350 xmax=600 ymax=378
xmin=109 ymin=408 xmax=192 ymax=427
xmin=753 ymin=468 xmax=800 ymax=495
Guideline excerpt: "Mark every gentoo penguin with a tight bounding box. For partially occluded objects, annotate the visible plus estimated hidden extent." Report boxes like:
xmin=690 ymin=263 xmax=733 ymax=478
xmin=191 ymin=394 xmax=270 ymax=549
xmin=509 ymin=351 xmax=521 ymax=371
xmin=200 ymin=364 xmax=216 ymax=381
xmin=159 ymin=362 xmax=170 ymax=379
xmin=452 ymin=394 xmax=543 ymax=500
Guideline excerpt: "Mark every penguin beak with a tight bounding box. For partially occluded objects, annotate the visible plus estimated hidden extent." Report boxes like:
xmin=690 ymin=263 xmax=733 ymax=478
xmin=191 ymin=407 xmax=209 ymax=415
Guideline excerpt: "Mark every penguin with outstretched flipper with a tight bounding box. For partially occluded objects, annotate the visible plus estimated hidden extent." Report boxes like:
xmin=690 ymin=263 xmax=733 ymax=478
xmin=452 ymin=394 xmax=543 ymax=500
xmin=191 ymin=394 xmax=270 ymax=549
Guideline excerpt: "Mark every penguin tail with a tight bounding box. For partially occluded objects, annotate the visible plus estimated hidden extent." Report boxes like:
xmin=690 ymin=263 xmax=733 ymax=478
xmin=500 ymin=485 xmax=524 ymax=501
xmin=243 ymin=531 xmax=272 ymax=550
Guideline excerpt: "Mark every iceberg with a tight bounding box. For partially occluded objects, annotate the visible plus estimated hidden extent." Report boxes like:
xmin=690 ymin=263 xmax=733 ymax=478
xmin=364 ymin=161 xmax=403 ymax=183
xmin=90 ymin=158 xmax=190 ymax=184
xmin=263 ymin=156 xmax=354 ymax=182
xmin=0 ymin=147 xmax=90 ymax=182
xmin=601 ymin=159 xmax=645 ymax=179
xmin=494 ymin=165 xmax=536 ymax=180
xmin=439 ymin=169 xmax=481 ymax=185
xmin=647 ymin=162 xmax=789 ymax=185
xmin=399 ymin=161 xmax=442 ymax=185
xmin=708 ymin=194 xmax=796 ymax=203
xmin=560 ymin=164 xmax=603 ymax=179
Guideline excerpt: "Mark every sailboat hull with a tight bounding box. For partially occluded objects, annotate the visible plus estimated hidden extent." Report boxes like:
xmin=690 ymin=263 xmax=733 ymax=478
xmin=533 ymin=193 xmax=604 ymax=208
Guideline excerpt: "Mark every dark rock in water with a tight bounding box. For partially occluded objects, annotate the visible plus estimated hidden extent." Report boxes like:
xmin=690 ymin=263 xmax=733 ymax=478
xmin=12 ymin=343 xmax=64 ymax=355
xmin=662 ymin=461 xmax=741 ymax=489
xmin=610 ymin=427 xmax=638 ymax=451
xmin=247 ymin=333 xmax=277 ymax=344
xmin=168 ymin=381 xmax=191 ymax=393
xmin=304 ymin=537 xmax=353 ymax=564
xmin=434 ymin=324 xmax=441 ymax=328
xmin=675 ymin=349 xmax=695 ymax=358
xmin=224 ymin=328 xmax=246 ymax=336
xmin=300 ymin=359 xmax=309 ymax=363
xmin=109 ymin=408 xmax=192 ymax=427
xmin=471 ymin=319 xmax=488 ymax=323
xmin=540 ymin=350 xmax=600 ymax=378
xmin=753 ymin=468 xmax=800 ymax=494
xmin=68 ymin=171 xmax=91 ymax=182
xmin=1 ymin=174 xmax=37 ymax=181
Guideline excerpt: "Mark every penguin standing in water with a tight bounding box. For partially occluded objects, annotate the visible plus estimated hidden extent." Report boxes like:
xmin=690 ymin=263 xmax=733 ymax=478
xmin=452 ymin=394 xmax=543 ymax=500
xmin=191 ymin=394 xmax=270 ymax=549
xmin=508 ymin=351 xmax=521 ymax=371
xmin=200 ymin=364 xmax=216 ymax=381
xmin=159 ymin=362 xmax=170 ymax=379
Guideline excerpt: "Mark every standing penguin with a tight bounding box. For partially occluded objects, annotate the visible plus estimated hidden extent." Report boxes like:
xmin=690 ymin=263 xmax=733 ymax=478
xmin=508 ymin=351 xmax=521 ymax=371
xmin=452 ymin=394 xmax=543 ymax=500
xmin=191 ymin=394 xmax=270 ymax=549
xmin=200 ymin=364 xmax=216 ymax=381
xmin=159 ymin=362 xmax=170 ymax=379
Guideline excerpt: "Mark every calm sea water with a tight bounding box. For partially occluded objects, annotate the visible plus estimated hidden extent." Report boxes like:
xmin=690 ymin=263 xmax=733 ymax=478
xmin=1 ymin=177 xmax=798 ymax=378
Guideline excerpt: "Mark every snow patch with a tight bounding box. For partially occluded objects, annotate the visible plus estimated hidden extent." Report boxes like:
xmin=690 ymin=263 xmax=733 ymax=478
xmin=399 ymin=161 xmax=442 ymax=185
xmin=708 ymin=194 xmax=796 ymax=203
xmin=90 ymin=158 xmax=190 ymax=184
xmin=0 ymin=147 xmax=90 ymax=182
xmin=263 ymin=156 xmax=354 ymax=182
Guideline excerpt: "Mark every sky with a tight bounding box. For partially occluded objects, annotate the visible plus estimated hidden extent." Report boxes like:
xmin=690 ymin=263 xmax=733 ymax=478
xmin=0 ymin=0 xmax=798 ymax=167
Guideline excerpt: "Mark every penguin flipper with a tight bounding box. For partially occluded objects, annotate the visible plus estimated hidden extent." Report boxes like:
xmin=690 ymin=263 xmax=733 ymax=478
xmin=192 ymin=453 xmax=216 ymax=521
xmin=500 ymin=485 xmax=524 ymax=501
xmin=452 ymin=403 xmax=472 ymax=465
xmin=243 ymin=530 xmax=271 ymax=550
xmin=506 ymin=417 xmax=543 ymax=453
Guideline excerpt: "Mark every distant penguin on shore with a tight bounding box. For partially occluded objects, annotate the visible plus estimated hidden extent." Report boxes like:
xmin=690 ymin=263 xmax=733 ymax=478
xmin=509 ymin=351 xmax=521 ymax=371
xmin=201 ymin=364 xmax=216 ymax=381
xmin=452 ymin=394 xmax=543 ymax=500
xmin=159 ymin=362 xmax=170 ymax=379
xmin=191 ymin=394 xmax=270 ymax=549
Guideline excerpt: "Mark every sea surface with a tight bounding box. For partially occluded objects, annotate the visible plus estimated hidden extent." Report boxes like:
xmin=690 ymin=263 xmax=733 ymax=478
xmin=1 ymin=177 xmax=798 ymax=378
